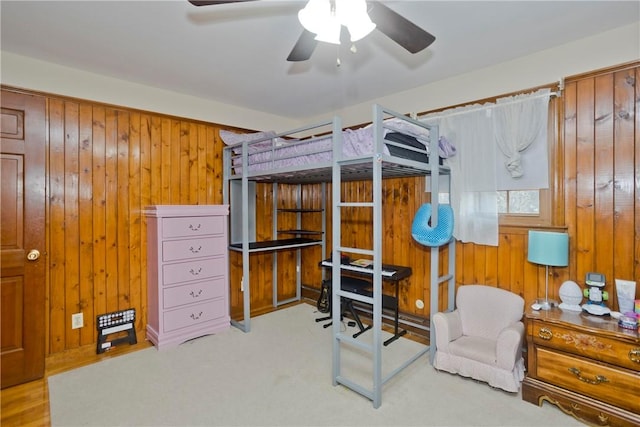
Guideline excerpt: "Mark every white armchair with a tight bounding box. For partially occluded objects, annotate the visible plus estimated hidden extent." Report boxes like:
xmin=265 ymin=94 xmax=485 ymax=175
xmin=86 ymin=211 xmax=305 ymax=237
xmin=432 ymin=284 xmax=525 ymax=392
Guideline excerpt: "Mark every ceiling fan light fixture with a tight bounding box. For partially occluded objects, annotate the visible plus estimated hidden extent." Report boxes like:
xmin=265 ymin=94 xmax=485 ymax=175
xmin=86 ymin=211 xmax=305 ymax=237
xmin=297 ymin=0 xmax=331 ymax=35
xmin=345 ymin=18 xmax=375 ymax=42
xmin=298 ymin=0 xmax=374 ymax=45
xmin=337 ymin=0 xmax=376 ymax=42
xmin=314 ymin=18 xmax=341 ymax=44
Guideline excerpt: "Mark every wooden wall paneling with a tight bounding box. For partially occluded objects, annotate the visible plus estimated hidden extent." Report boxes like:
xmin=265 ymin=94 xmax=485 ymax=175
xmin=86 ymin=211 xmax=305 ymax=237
xmin=575 ymin=78 xmax=596 ymax=283
xmin=484 ymin=245 xmax=498 ymax=287
xmin=160 ymin=118 xmax=171 ymax=204
xmin=139 ymin=113 xmax=152 ymax=332
xmin=128 ymin=112 xmax=143 ymax=334
xmin=635 ymin=67 xmax=640 ymax=289
xmin=116 ymin=111 xmax=131 ymax=314
xmin=612 ymin=69 xmax=636 ymax=289
xmin=78 ymin=103 xmax=94 ymax=345
xmin=91 ymin=106 xmax=107 ymax=348
xmin=48 ymin=98 xmax=65 ymax=353
xmin=507 ymin=233 xmax=525 ymax=297
xmin=63 ymin=101 xmax=80 ymax=349
xmin=277 ymin=184 xmax=296 ymax=301
xmin=170 ymin=120 xmax=181 ymax=204
xmin=522 ymin=243 xmax=539 ymax=304
xmin=473 ymin=244 xmax=487 ymax=288
xmin=594 ymin=74 xmax=615 ymax=278
xmin=104 ymin=109 xmax=119 ymax=318
xmin=496 ymin=236 xmax=511 ymax=291
xmin=197 ymin=124 xmax=207 ymax=204
xmin=563 ymin=82 xmax=578 ymax=282
xmin=254 ymin=183 xmax=273 ymax=311
xmin=551 ymin=97 xmax=566 ymax=225
xmin=188 ymin=123 xmax=198 ymax=205
xmin=408 ymin=178 xmax=425 ymax=317
xmin=462 ymin=242 xmax=476 ymax=286
xmin=148 ymin=116 xmax=161 ymax=205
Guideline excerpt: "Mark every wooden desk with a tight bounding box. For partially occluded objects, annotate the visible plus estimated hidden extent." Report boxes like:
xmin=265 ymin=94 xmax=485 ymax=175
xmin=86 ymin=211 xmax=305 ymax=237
xmin=319 ymin=259 xmax=411 ymax=346
xmin=523 ymin=309 xmax=640 ymax=426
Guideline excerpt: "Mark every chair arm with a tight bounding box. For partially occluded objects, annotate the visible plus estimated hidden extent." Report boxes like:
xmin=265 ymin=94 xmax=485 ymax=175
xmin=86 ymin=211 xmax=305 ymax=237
xmin=495 ymin=321 xmax=525 ymax=370
xmin=432 ymin=310 xmax=462 ymax=353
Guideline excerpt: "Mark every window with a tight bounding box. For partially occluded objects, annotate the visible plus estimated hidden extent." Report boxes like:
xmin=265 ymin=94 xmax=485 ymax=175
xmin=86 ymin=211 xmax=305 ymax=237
xmin=498 ymin=187 xmax=551 ymax=227
xmin=497 ymin=190 xmax=539 ymax=214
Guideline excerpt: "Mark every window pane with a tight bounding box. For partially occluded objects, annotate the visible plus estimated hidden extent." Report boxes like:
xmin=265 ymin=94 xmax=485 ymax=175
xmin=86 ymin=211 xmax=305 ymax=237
xmin=508 ymin=190 xmax=539 ymax=214
xmin=497 ymin=191 xmax=507 ymax=213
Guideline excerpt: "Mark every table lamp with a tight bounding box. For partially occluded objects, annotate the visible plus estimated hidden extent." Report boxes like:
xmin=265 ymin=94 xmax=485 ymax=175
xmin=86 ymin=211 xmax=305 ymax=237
xmin=528 ymin=230 xmax=569 ymax=310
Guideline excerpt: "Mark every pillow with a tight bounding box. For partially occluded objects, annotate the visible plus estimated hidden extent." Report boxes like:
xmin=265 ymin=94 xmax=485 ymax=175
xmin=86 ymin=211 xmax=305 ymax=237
xmin=384 ymin=117 xmax=431 ymax=141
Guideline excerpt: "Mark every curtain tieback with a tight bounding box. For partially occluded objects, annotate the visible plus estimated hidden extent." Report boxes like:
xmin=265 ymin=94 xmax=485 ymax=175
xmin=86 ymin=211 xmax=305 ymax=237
xmin=505 ymin=151 xmax=523 ymax=178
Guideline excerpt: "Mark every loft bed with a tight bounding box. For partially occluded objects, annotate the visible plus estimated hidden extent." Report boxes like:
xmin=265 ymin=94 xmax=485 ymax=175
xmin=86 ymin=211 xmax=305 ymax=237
xmin=221 ymin=104 xmax=455 ymax=409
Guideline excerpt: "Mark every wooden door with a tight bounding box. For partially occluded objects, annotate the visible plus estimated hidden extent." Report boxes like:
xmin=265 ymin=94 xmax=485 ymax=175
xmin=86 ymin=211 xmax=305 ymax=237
xmin=1 ymin=90 xmax=46 ymax=388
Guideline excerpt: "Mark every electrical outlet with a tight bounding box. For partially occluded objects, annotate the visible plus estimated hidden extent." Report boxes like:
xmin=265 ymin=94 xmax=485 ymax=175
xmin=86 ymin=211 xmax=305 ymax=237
xmin=71 ymin=312 xmax=84 ymax=329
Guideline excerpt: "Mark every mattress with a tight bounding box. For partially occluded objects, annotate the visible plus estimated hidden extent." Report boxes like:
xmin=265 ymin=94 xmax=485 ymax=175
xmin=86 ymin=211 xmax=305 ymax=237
xmin=224 ymin=120 xmax=438 ymax=176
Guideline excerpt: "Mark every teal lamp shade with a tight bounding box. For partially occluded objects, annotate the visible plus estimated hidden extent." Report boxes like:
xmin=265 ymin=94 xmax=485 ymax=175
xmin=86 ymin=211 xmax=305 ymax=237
xmin=528 ymin=231 xmax=569 ymax=310
xmin=527 ymin=231 xmax=569 ymax=267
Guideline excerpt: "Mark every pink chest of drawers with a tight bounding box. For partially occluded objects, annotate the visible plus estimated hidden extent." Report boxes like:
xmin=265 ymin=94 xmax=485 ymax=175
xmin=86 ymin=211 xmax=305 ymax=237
xmin=144 ymin=205 xmax=230 ymax=350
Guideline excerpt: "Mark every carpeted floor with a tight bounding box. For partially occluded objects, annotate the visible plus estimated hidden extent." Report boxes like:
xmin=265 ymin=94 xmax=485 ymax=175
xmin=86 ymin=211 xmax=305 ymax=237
xmin=48 ymin=303 xmax=583 ymax=426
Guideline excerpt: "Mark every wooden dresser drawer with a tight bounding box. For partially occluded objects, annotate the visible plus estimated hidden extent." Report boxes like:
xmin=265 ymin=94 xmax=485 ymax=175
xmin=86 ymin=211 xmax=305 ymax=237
xmin=162 ymin=215 xmax=224 ymax=238
xmin=163 ymin=277 xmax=226 ymax=309
xmin=162 ymin=257 xmax=226 ymax=285
xmin=535 ymin=347 xmax=640 ymax=414
xmin=531 ymin=320 xmax=640 ymax=371
xmin=163 ymin=236 xmax=226 ymax=261
xmin=163 ymin=299 xmax=227 ymax=333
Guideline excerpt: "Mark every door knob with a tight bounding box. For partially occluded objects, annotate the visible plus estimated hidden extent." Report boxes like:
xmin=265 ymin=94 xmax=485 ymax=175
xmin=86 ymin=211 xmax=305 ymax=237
xmin=27 ymin=249 xmax=40 ymax=261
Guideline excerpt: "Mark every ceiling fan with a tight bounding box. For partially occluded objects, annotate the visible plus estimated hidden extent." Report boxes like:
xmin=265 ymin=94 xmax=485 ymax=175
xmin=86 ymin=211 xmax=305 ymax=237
xmin=188 ymin=0 xmax=436 ymax=62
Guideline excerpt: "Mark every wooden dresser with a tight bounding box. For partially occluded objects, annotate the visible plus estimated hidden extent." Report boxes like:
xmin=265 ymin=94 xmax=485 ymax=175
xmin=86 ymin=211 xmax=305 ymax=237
xmin=145 ymin=205 xmax=230 ymax=350
xmin=523 ymin=309 xmax=640 ymax=426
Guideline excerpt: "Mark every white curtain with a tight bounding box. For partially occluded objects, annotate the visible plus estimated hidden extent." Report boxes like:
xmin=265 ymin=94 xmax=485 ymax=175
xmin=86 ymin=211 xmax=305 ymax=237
xmin=422 ymin=104 xmax=499 ymax=246
xmin=420 ymin=89 xmax=551 ymax=246
xmin=494 ymin=89 xmax=551 ymax=190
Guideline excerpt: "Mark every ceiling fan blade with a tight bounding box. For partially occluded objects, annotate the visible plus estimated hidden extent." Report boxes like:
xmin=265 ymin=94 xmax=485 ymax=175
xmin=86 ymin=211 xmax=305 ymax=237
xmin=287 ymin=29 xmax=318 ymax=62
xmin=368 ymin=2 xmax=435 ymax=54
xmin=188 ymin=0 xmax=258 ymax=6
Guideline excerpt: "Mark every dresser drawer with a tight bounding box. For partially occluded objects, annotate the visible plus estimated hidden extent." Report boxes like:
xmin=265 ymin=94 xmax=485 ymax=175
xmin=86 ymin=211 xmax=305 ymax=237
xmin=163 ymin=277 xmax=226 ymax=309
xmin=162 ymin=236 xmax=225 ymax=262
xmin=163 ymin=299 xmax=227 ymax=333
xmin=162 ymin=215 xmax=224 ymax=238
xmin=531 ymin=320 xmax=640 ymax=371
xmin=535 ymin=347 xmax=640 ymax=413
xmin=162 ymin=257 xmax=225 ymax=285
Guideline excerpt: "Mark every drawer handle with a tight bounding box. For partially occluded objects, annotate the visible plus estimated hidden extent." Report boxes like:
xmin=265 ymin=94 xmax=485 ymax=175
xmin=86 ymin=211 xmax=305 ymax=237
xmin=189 ymin=223 xmax=201 ymax=231
xmin=568 ymin=367 xmax=609 ymax=385
xmin=189 ymin=245 xmax=202 ymax=254
xmin=630 ymin=348 xmax=640 ymax=363
xmin=190 ymin=290 xmax=203 ymax=298
xmin=189 ymin=267 xmax=202 ymax=276
xmin=190 ymin=311 xmax=203 ymax=320
xmin=538 ymin=327 xmax=553 ymax=340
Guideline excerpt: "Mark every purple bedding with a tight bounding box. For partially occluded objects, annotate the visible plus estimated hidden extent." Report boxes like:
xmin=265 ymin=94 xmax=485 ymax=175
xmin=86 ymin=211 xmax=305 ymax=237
xmin=223 ymin=120 xmax=434 ymax=176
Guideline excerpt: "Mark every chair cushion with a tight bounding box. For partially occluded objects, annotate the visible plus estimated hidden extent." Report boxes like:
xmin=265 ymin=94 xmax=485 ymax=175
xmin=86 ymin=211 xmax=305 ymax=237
xmin=448 ymin=335 xmax=496 ymax=366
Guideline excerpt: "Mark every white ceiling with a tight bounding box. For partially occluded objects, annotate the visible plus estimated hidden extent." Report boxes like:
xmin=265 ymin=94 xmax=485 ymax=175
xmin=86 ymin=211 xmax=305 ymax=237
xmin=1 ymin=1 xmax=639 ymax=120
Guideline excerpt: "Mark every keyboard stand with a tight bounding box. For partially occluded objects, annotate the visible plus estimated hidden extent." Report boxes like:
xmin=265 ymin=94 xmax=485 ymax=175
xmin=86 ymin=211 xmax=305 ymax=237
xmin=319 ymin=259 xmax=411 ymax=345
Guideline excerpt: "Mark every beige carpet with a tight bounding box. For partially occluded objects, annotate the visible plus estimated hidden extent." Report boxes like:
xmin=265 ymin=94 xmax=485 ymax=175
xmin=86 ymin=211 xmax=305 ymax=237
xmin=48 ymin=303 xmax=583 ymax=426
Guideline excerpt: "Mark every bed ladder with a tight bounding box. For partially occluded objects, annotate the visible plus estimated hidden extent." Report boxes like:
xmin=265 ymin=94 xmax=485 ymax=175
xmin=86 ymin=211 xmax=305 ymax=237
xmin=330 ymin=104 xmax=440 ymax=408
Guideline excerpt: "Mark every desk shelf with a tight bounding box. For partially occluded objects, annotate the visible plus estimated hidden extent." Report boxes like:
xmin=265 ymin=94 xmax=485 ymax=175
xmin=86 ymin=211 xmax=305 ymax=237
xmin=229 ymin=237 xmax=322 ymax=252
